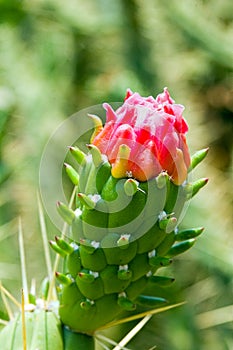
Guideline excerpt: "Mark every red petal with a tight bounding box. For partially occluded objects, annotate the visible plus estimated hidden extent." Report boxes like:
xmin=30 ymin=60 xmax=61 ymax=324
xmin=103 ymin=103 xmax=117 ymax=123
xmin=124 ymin=88 xmax=133 ymax=101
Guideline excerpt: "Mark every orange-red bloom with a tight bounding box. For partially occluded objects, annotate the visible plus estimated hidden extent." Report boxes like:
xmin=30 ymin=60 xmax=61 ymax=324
xmin=92 ymin=88 xmax=190 ymax=185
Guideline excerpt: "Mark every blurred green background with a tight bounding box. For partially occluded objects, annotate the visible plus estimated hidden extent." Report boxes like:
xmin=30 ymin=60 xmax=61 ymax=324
xmin=0 ymin=0 xmax=232 ymax=349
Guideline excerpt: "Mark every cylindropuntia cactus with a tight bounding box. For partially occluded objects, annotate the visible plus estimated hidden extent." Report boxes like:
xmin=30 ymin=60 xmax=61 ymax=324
xmin=52 ymin=88 xmax=208 ymax=348
xmin=0 ymin=88 xmax=208 ymax=350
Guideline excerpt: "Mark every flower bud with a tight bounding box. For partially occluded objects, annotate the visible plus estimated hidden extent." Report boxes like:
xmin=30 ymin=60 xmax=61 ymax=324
xmin=92 ymin=88 xmax=191 ymax=185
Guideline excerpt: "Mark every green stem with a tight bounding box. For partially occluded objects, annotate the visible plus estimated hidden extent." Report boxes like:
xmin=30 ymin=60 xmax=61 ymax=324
xmin=63 ymin=326 xmax=95 ymax=350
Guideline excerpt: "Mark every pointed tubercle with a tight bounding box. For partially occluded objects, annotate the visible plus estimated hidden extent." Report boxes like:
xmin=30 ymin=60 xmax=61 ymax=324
xmin=185 ymin=178 xmax=209 ymax=199
xmin=55 ymin=236 xmax=74 ymax=254
xmin=175 ymin=227 xmax=204 ymax=241
xmin=124 ymin=178 xmax=139 ymax=196
xmin=49 ymin=240 xmax=67 ymax=258
xmin=86 ymin=144 xmax=103 ymax=167
xmin=159 ymin=216 xmax=177 ymax=233
xmin=78 ymin=271 xmax=95 ymax=284
xmin=156 ymin=171 xmax=169 ymax=189
xmin=78 ymin=193 xmax=96 ymax=210
xmin=64 ymin=163 xmax=79 ymax=185
xmin=166 ymin=239 xmax=196 ymax=258
xmin=56 ymin=201 xmax=75 ymax=225
xmin=69 ymin=146 xmax=86 ymax=165
xmin=189 ymin=148 xmax=209 ymax=172
xmin=55 ymin=272 xmax=73 ymax=285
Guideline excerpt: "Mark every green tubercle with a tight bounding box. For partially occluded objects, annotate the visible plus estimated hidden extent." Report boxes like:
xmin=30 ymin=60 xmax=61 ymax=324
xmin=124 ymin=178 xmax=139 ymax=196
xmin=166 ymin=239 xmax=196 ymax=258
xmin=175 ymin=227 xmax=204 ymax=241
xmin=49 ymin=240 xmax=67 ymax=258
xmin=87 ymin=144 xmax=103 ymax=167
xmin=56 ymin=272 xmax=73 ymax=285
xmin=189 ymin=147 xmax=209 ymax=171
xmin=69 ymin=146 xmax=86 ymax=165
xmin=55 ymin=236 xmax=74 ymax=254
xmin=57 ymin=201 xmax=75 ymax=225
xmin=64 ymin=163 xmax=79 ymax=185
xmin=185 ymin=178 xmax=209 ymax=199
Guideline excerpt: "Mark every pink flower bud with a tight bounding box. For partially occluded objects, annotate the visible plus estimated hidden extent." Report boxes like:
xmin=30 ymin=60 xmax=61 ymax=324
xmin=92 ymin=88 xmax=190 ymax=185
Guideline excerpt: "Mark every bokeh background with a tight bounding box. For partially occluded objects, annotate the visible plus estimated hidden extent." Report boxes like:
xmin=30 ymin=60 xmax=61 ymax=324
xmin=0 ymin=0 xmax=232 ymax=349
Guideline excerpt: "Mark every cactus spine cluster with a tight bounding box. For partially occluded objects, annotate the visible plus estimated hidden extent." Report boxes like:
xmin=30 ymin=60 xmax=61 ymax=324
xmin=54 ymin=136 xmax=208 ymax=336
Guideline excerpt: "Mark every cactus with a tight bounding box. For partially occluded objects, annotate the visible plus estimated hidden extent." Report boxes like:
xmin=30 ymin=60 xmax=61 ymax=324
xmin=0 ymin=305 xmax=63 ymax=350
xmin=0 ymin=88 xmax=208 ymax=349
xmin=53 ymin=88 xmax=208 ymax=348
xmin=0 ymin=216 xmax=64 ymax=350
